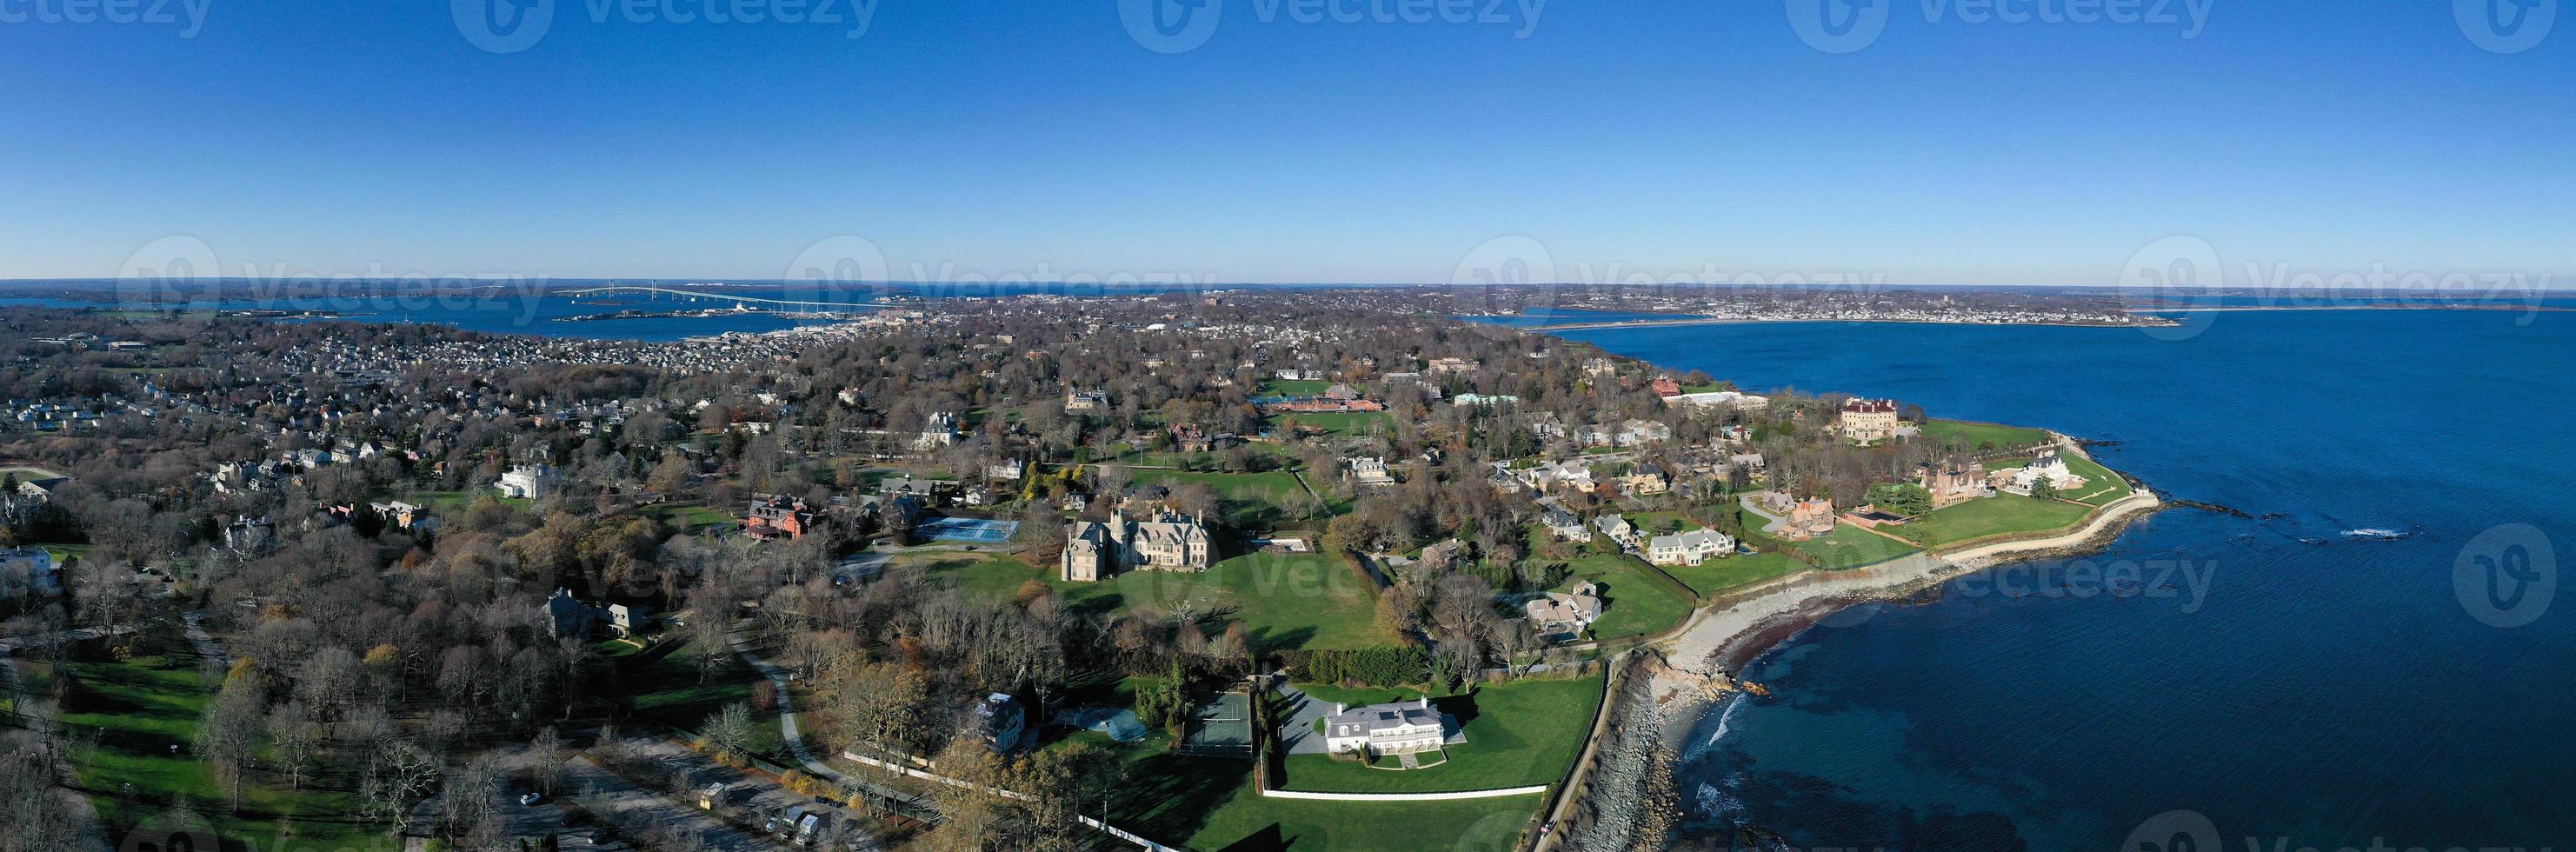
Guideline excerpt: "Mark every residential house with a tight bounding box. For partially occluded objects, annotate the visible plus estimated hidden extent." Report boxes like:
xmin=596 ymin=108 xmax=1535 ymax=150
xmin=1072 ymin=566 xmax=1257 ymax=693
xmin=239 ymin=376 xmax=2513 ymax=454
xmin=1540 ymin=507 xmax=1592 ymax=543
xmin=1651 ymin=376 xmax=1683 ymax=396
xmin=1322 ymin=697 xmax=1448 ymax=757
xmin=1594 ymin=514 xmax=1640 ymax=549
xmin=0 ymin=547 xmax=62 ymax=600
xmin=1995 ymin=450 xmax=2088 ymax=496
xmin=1524 ymin=582 xmax=1603 ymax=637
xmin=1790 ymin=497 xmax=1838 ymax=538
xmin=495 ymin=464 xmax=561 ymax=500
xmin=1917 ymin=461 xmax=1990 ymax=508
xmin=544 ymin=588 xmax=597 ymax=639
xmin=1840 ymin=398 xmax=1902 ymax=443
xmin=1064 ymin=389 xmax=1108 ymax=412
xmin=985 ymin=458 xmax=1027 ymax=482
xmin=1621 ymin=463 xmax=1671 ymax=496
xmin=746 ymin=495 xmax=822 ymax=541
xmin=1647 ymin=529 xmax=1736 ymax=567
xmin=1062 ymin=511 xmax=1214 ymax=582
xmin=973 ymin=693 xmax=1027 ymax=753
xmin=1347 ymin=456 xmax=1395 ymax=486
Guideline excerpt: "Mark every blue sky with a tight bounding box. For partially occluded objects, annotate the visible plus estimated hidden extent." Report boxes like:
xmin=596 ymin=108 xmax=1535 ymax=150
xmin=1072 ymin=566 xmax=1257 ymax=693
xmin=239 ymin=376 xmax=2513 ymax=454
xmin=2 ymin=1 xmax=2569 ymax=286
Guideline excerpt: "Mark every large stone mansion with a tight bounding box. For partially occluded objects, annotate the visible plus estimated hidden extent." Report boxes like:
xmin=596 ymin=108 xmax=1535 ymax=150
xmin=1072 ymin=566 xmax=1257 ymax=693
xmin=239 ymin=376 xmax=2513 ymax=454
xmin=1062 ymin=510 xmax=1214 ymax=582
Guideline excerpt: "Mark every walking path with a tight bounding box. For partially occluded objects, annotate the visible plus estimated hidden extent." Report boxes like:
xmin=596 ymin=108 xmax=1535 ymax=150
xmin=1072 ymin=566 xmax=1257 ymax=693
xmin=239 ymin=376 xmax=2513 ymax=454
xmin=724 ymin=629 xmax=840 ymax=782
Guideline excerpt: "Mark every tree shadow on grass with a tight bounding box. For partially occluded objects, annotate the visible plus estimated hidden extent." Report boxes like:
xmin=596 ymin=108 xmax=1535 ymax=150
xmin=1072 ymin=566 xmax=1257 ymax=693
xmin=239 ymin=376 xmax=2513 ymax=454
xmin=1215 ymin=823 xmax=1288 ymax=852
xmin=1114 ymin=752 xmax=1253 ymax=849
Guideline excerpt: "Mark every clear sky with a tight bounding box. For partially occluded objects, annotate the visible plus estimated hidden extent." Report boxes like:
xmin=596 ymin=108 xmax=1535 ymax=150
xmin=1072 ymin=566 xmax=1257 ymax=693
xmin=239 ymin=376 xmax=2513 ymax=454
xmin=3 ymin=1 xmax=2570 ymax=286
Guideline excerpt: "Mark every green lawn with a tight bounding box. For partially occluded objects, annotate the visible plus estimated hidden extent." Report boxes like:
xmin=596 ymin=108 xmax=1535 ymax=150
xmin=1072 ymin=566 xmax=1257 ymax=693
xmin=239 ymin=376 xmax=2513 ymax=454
xmin=0 ymin=464 xmax=69 ymax=481
xmin=1660 ymin=550 xmax=1801 ymax=597
xmin=1186 ymin=791 xmax=1538 ymax=851
xmin=1792 ymin=525 xmax=1921 ymax=569
xmin=2058 ymin=452 xmax=2135 ymax=506
xmin=39 ymin=542 xmax=95 ymax=562
xmin=51 ymin=645 xmax=386 ymax=852
xmin=1277 ymin=674 xmax=1603 ymax=794
xmin=1131 ymin=469 xmax=1319 ymax=529
xmin=1902 ymin=495 xmax=2094 ymax=548
xmin=1554 ymin=556 xmax=1694 ymax=640
xmin=924 ymin=552 xmax=1392 ymax=651
xmin=1275 ymin=411 xmax=1391 ymax=437
xmin=646 ymin=502 xmax=738 ymax=531
xmin=1257 ymin=380 xmax=1336 ymax=396
xmin=1919 ymin=419 xmax=2050 ymax=452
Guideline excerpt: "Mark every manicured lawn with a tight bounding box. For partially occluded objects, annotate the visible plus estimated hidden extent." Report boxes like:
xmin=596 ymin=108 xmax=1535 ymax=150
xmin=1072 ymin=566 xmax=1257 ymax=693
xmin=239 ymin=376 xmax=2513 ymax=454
xmin=1661 ymin=550 xmax=1801 ymax=597
xmin=1903 ymin=495 xmax=2094 ymax=547
xmin=2059 ymin=452 xmax=2135 ymax=506
xmin=40 ymin=542 xmax=95 ymax=562
xmin=52 ymin=645 xmax=386 ymax=852
xmin=648 ymin=502 xmax=739 ymax=531
xmin=0 ymin=464 xmax=68 ymax=481
xmin=1257 ymin=380 xmax=1335 ymax=396
xmin=1920 ymin=419 xmax=2050 ymax=452
xmin=1554 ymin=556 xmax=1693 ymax=640
xmin=1131 ymin=469 xmax=1318 ymax=528
xmin=405 ymin=489 xmax=533 ymax=513
xmin=1277 ymin=674 xmax=1604 ymax=794
xmin=1275 ymin=411 xmax=1391 ymax=437
xmin=1792 ymin=525 xmax=1920 ymax=569
xmin=1186 ymin=790 xmax=1538 ymax=851
xmin=922 ymin=552 xmax=1390 ymax=651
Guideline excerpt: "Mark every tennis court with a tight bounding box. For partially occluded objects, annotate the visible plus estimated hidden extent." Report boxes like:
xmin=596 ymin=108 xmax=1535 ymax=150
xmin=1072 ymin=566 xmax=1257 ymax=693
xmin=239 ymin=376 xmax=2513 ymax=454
xmin=914 ymin=516 xmax=1020 ymax=543
xmin=1181 ymin=692 xmax=1255 ymax=756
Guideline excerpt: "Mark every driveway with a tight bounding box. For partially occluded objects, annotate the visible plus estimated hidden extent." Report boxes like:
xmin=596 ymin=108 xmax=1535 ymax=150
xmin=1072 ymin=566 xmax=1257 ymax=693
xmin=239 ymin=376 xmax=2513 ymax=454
xmin=1273 ymin=686 xmax=1333 ymax=755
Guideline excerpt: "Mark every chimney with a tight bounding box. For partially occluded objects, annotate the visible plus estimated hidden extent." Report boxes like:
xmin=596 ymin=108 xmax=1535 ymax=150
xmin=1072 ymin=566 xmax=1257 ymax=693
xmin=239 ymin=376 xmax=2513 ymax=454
xmin=1335 ymin=703 xmax=1347 ymax=716
xmin=1418 ymin=696 xmax=1429 ymax=709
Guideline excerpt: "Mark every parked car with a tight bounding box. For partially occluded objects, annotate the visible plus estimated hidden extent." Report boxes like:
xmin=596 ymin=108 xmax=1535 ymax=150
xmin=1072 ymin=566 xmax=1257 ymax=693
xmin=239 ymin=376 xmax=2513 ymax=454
xmin=518 ymin=792 xmax=545 ymax=806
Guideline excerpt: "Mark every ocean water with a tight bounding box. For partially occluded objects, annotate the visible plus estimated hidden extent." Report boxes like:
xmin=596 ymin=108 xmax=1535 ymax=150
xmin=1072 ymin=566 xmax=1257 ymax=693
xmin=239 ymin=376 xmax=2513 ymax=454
xmin=1557 ymin=310 xmax=2576 ymax=850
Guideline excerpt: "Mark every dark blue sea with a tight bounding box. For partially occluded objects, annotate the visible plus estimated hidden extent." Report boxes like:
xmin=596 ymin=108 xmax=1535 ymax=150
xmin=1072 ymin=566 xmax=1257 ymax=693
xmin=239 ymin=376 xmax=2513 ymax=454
xmin=1554 ymin=310 xmax=2576 ymax=851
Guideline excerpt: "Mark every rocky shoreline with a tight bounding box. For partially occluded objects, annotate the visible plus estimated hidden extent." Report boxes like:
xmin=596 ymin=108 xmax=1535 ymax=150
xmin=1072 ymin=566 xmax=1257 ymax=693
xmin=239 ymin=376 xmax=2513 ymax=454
xmin=1554 ymin=436 xmax=2168 ymax=849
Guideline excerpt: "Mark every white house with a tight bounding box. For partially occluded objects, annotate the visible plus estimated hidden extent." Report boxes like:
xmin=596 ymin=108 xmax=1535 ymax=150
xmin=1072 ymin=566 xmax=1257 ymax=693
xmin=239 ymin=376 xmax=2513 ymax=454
xmin=1322 ymin=697 xmax=1448 ymax=757
xmin=1647 ymin=529 xmax=1735 ymax=567
xmin=496 ymin=464 xmax=561 ymax=500
xmin=0 ymin=547 xmax=61 ymax=599
xmin=1524 ymin=582 xmax=1603 ymax=637
xmin=1997 ymin=450 xmax=2088 ymax=496
xmin=1347 ymin=456 xmax=1395 ymax=486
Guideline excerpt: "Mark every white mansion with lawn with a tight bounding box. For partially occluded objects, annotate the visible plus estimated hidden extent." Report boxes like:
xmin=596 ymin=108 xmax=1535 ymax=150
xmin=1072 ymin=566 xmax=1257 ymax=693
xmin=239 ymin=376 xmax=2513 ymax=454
xmin=1323 ymin=697 xmax=1447 ymax=757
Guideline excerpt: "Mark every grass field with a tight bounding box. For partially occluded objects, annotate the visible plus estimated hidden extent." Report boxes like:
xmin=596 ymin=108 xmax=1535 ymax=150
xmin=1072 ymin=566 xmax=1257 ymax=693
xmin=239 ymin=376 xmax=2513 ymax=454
xmin=2059 ymin=452 xmax=2135 ymax=505
xmin=922 ymin=552 xmax=1391 ymax=651
xmin=1256 ymin=380 xmax=1335 ymax=396
xmin=47 ymin=642 xmax=385 ymax=852
xmin=646 ymin=502 xmax=739 ymax=531
xmin=1793 ymin=525 xmax=1921 ymax=569
xmin=1660 ymin=550 xmax=1802 ymax=598
xmin=1131 ymin=469 xmax=1316 ymax=529
xmin=1920 ymin=419 xmax=2050 ymax=451
xmin=1186 ymin=789 xmax=1539 ymax=851
xmin=0 ymin=464 xmax=68 ymax=481
xmin=1275 ymin=411 xmax=1391 ymax=437
xmin=1553 ymin=556 xmax=1694 ymax=640
xmin=1903 ymin=495 xmax=2095 ymax=547
xmin=1277 ymin=674 xmax=1603 ymax=794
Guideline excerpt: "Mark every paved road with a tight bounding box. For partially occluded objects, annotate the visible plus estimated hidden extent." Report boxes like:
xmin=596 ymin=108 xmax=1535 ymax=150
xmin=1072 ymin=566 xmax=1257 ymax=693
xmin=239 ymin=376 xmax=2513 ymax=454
xmin=1272 ymin=685 xmax=1332 ymax=755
